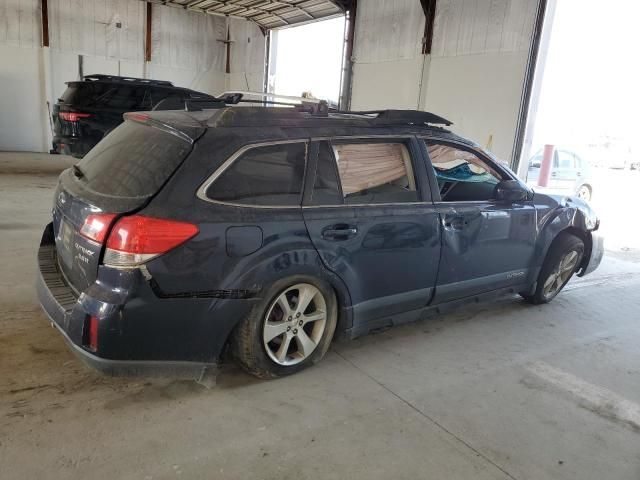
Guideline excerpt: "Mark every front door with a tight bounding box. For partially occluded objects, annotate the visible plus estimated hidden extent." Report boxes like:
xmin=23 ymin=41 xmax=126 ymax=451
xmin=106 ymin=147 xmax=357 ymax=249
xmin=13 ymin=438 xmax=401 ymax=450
xmin=423 ymin=140 xmax=538 ymax=304
xmin=302 ymin=138 xmax=441 ymax=329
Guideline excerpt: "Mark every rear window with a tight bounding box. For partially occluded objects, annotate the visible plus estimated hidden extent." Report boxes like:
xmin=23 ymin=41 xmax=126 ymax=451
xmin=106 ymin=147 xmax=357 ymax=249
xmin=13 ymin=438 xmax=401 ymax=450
xmin=75 ymin=121 xmax=192 ymax=198
xmin=61 ymin=83 xmax=151 ymax=110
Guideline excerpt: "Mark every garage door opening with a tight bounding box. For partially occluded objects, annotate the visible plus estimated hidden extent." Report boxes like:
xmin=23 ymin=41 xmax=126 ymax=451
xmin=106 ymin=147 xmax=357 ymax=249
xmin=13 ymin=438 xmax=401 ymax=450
xmin=266 ymin=17 xmax=346 ymax=105
xmin=519 ymin=0 xmax=640 ymax=259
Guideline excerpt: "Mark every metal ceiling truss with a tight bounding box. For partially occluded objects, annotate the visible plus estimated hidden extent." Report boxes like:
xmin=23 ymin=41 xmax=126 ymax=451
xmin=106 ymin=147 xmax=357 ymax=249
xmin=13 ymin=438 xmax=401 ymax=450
xmin=145 ymin=0 xmax=351 ymax=29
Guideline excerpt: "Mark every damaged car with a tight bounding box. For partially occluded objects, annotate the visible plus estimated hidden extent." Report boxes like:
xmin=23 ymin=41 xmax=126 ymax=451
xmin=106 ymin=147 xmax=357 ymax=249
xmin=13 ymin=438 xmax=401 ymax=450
xmin=37 ymin=97 xmax=604 ymax=379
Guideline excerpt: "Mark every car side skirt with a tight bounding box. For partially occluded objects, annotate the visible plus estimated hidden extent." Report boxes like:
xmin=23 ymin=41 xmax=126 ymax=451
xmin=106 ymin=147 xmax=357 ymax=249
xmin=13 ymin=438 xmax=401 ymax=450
xmin=347 ymin=282 xmax=531 ymax=338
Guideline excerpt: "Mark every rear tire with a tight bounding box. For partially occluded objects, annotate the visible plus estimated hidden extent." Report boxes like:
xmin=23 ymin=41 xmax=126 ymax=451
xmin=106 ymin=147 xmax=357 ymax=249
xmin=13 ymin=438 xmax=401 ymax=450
xmin=232 ymin=275 xmax=338 ymax=379
xmin=522 ymin=233 xmax=584 ymax=305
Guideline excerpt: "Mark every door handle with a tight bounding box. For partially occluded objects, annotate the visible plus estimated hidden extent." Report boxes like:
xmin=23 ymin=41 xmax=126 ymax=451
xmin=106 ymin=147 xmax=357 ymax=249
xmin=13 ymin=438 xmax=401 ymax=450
xmin=322 ymin=225 xmax=358 ymax=240
xmin=443 ymin=215 xmax=465 ymax=230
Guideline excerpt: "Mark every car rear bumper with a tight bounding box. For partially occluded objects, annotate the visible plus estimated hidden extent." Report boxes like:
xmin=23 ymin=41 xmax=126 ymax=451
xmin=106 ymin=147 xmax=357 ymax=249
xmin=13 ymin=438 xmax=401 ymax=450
xmin=36 ymin=225 xmax=219 ymax=379
xmin=51 ymin=136 xmax=94 ymax=158
xmin=579 ymin=233 xmax=604 ymax=277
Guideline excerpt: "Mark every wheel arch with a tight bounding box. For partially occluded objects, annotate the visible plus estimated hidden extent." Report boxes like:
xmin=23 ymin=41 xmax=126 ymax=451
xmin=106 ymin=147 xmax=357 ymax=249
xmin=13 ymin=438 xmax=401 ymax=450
xmin=215 ymin=250 xmax=354 ymax=360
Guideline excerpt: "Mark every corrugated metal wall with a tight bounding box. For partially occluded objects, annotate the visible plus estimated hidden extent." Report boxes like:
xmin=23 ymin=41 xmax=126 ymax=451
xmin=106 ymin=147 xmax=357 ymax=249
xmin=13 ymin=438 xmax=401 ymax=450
xmin=431 ymin=0 xmax=537 ymax=56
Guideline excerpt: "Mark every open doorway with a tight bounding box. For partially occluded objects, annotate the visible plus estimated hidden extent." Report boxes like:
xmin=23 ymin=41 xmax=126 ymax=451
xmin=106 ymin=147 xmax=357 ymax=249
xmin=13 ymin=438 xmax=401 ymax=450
xmin=267 ymin=17 xmax=346 ymax=105
xmin=520 ymin=0 xmax=640 ymax=259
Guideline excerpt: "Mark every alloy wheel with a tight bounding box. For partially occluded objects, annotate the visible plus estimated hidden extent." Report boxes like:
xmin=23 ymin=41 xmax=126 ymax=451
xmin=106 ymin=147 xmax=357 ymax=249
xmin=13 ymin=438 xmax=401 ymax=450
xmin=543 ymin=250 xmax=579 ymax=298
xmin=262 ymin=283 xmax=328 ymax=366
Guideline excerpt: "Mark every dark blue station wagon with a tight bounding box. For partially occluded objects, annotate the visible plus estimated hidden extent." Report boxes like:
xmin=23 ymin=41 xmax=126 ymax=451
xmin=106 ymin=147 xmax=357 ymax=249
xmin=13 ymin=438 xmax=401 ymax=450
xmin=37 ymin=105 xmax=604 ymax=379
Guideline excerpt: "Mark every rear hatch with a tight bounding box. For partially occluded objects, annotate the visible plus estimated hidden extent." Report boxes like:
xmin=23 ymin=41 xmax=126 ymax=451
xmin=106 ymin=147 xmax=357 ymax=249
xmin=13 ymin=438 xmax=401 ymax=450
xmin=52 ymin=116 xmax=203 ymax=292
xmin=53 ymin=81 xmax=152 ymax=143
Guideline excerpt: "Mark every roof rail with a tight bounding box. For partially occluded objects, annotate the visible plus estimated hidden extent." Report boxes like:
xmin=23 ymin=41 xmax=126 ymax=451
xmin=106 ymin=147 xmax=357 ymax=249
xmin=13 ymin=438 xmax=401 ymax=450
xmin=332 ymin=109 xmax=452 ymax=126
xmin=83 ymin=74 xmax=174 ymax=87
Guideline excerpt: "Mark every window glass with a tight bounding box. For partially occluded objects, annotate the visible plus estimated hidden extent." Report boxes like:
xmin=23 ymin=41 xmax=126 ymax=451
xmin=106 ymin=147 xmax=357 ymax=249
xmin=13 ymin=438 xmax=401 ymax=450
xmin=206 ymin=143 xmax=306 ymax=206
xmin=332 ymin=142 xmax=418 ymax=204
xmin=310 ymin=142 xmax=342 ymax=205
xmin=76 ymin=121 xmax=192 ymax=198
xmin=151 ymin=88 xmax=186 ymax=108
xmin=62 ymin=83 xmax=152 ymax=110
xmin=557 ymin=151 xmax=575 ymax=169
xmin=426 ymin=143 xmax=503 ymax=202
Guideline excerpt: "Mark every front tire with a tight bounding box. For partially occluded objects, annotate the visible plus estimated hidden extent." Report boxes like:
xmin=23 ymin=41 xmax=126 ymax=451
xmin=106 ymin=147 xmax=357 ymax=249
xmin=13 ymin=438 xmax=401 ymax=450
xmin=232 ymin=275 xmax=338 ymax=379
xmin=522 ymin=233 xmax=584 ymax=305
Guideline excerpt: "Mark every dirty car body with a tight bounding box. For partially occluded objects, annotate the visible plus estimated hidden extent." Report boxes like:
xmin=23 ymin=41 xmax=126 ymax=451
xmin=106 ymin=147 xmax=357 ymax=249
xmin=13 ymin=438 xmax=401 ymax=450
xmin=37 ymin=105 xmax=604 ymax=379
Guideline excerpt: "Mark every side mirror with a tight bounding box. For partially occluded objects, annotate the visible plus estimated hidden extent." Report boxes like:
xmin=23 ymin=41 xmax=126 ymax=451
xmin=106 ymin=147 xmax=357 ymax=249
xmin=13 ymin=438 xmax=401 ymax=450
xmin=495 ymin=180 xmax=529 ymax=203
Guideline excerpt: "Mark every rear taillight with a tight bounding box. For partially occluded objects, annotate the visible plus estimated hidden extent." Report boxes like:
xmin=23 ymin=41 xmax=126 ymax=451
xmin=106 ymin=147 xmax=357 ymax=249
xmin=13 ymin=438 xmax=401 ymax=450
xmin=59 ymin=112 xmax=91 ymax=122
xmin=104 ymin=215 xmax=199 ymax=267
xmin=80 ymin=213 xmax=117 ymax=243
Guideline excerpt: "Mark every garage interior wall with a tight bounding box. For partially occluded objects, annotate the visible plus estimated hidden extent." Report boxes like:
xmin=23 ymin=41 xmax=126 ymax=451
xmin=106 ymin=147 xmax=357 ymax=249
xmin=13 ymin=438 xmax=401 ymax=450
xmin=350 ymin=0 xmax=539 ymax=162
xmin=0 ymin=0 xmax=265 ymax=153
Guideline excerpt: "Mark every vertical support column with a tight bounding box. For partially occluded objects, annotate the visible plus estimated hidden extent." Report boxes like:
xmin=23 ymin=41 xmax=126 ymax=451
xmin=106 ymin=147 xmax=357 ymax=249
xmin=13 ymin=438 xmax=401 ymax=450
xmin=339 ymin=1 xmax=357 ymax=111
xmin=417 ymin=0 xmax=436 ymax=110
xmin=40 ymin=0 xmax=54 ymax=152
xmin=513 ymin=0 xmax=553 ymax=178
xmin=262 ymin=29 xmax=271 ymax=96
xmin=42 ymin=0 xmax=49 ymax=47
xmin=144 ymin=2 xmax=152 ymax=78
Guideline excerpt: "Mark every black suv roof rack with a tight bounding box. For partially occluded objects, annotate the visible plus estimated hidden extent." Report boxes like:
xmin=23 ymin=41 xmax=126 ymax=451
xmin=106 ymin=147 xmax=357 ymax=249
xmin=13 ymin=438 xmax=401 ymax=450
xmin=82 ymin=74 xmax=174 ymax=87
xmin=154 ymin=92 xmax=452 ymax=127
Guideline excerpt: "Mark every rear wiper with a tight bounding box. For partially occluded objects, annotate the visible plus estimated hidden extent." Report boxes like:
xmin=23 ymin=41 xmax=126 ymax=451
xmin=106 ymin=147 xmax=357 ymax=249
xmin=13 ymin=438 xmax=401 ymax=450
xmin=72 ymin=165 xmax=85 ymax=179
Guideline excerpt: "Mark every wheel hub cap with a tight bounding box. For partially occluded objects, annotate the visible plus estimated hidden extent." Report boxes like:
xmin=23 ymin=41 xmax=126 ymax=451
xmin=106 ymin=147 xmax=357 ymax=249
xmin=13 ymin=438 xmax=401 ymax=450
xmin=262 ymin=284 xmax=327 ymax=366
xmin=543 ymin=250 xmax=579 ymax=298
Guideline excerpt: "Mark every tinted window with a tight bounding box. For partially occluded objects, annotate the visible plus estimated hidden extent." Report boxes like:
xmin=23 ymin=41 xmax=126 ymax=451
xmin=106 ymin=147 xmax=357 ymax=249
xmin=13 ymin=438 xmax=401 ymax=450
xmin=426 ymin=143 xmax=503 ymax=202
xmin=76 ymin=121 xmax=192 ymax=198
xmin=206 ymin=143 xmax=307 ymax=206
xmin=310 ymin=142 xmax=342 ymax=205
xmin=151 ymin=88 xmax=186 ymax=108
xmin=61 ymin=83 xmax=150 ymax=110
xmin=333 ymin=142 xmax=418 ymax=204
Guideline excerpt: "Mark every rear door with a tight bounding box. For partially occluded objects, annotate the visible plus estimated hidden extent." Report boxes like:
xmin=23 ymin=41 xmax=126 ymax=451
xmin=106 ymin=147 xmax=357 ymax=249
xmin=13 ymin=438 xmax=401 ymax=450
xmin=302 ymin=137 xmax=441 ymax=327
xmin=423 ymin=140 xmax=537 ymax=303
xmin=53 ymin=119 xmax=197 ymax=292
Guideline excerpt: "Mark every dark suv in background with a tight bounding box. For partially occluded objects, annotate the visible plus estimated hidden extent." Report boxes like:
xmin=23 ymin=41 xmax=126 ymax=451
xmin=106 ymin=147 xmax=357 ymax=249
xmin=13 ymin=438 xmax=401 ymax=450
xmin=37 ymin=99 xmax=603 ymax=380
xmin=51 ymin=74 xmax=213 ymax=158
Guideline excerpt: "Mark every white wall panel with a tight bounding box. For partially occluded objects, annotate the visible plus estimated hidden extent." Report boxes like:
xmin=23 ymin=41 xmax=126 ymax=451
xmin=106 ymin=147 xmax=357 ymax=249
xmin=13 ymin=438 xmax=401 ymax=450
xmin=229 ymin=17 xmax=265 ymax=75
xmin=0 ymin=0 xmax=40 ymax=48
xmin=227 ymin=17 xmax=265 ymax=91
xmin=48 ymin=0 xmax=144 ymax=61
xmin=0 ymin=44 xmax=48 ymax=151
xmin=431 ymin=0 xmax=535 ymax=57
xmin=151 ymin=4 xmax=226 ymax=72
xmin=353 ymin=0 xmax=424 ymax=63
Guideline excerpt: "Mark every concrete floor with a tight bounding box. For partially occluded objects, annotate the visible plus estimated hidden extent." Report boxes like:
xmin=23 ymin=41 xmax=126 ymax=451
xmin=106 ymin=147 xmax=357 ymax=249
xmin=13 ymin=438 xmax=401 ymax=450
xmin=1 ymin=152 xmax=640 ymax=480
